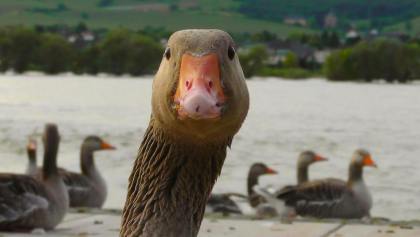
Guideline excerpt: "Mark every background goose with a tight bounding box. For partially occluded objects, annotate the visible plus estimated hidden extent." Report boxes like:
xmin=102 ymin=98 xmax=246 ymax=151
xmin=120 ymin=29 xmax=249 ymax=237
xmin=0 ymin=124 xmax=68 ymax=231
xmin=27 ymin=135 xmax=115 ymax=208
xmin=247 ymin=163 xmax=278 ymax=208
xmin=295 ymin=150 xmax=328 ymax=184
xmin=59 ymin=136 xmax=115 ymax=208
xmin=277 ymin=149 xmax=377 ymax=219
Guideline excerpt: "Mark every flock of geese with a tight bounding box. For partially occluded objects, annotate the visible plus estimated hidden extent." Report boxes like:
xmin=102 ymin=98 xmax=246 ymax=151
xmin=0 ymin=29 xmax=378 ymax=237
xmin=0 ymin=124 xmax=115 ymax=231
xmin=207 ymin=149 xmax=377 ymax=220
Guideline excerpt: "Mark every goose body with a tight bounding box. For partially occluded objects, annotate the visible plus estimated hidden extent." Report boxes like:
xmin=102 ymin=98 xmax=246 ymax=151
xmin=277 ymin=149 xmax=376 ymax=219
xmin=121 ymin=29 xmax=249 ymax=237
xmin=0 ymin=124 xmax=68 ymax=231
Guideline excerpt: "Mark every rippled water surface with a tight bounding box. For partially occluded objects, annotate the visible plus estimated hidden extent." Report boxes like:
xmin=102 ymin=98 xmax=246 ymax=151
xmin=1 ymin=74 xmax=419 ymax=220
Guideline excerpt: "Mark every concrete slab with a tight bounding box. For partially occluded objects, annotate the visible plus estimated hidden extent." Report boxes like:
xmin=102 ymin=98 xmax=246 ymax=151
xmin=1 ymin=213 xmax=420 ymax=237
xmin=199 ymin=219 xmax=341 ymax=237
xmin=332 ymin=224 xmax=420 ymax=237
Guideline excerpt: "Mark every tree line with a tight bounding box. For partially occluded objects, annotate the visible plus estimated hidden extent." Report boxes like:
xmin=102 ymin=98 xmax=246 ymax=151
xmin=325 ymin=39 xmax=420 ymax=82
xmin=0 ymin=26 xmax=163 ymax=76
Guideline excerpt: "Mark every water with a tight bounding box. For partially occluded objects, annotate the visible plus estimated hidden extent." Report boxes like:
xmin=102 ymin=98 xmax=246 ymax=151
xmin=0 ymin=74 xmax=419 ymax=220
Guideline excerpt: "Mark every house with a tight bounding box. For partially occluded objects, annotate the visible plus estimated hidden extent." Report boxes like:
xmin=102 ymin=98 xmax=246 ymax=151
xmin=265 ymin=40 xmax=315 ymax=66
xmin=324 ymin=12 xmax=338 ymax=28
xmin=284 ymin=16 xmax=308 ymax=27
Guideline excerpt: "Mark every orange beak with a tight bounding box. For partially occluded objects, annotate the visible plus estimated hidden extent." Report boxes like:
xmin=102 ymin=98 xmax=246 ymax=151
xmin=174 ymin=53 xmax=226 ymax=120
xmin=100 ymin=141 xmax=116 ymax=150
xmin=363 ymin=155 xmax=377 ymax=168
xmin=265 ymin=167 xmax=278 ymax=174
xmin=314 ymin=154 xmax=328 ymax=162
xmin=27 ymin=141 xmax=37 ymax=151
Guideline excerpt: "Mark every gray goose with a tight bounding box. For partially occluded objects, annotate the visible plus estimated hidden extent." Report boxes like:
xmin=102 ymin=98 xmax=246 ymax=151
xmin=252 ymin=151 xmax=327 ymax=214
xmin=59 ymin=136 xmax=115 ymax=208
xmin=0 ymin=124 xmax=68 ymax=231
xmin=120 ymin=29 xmax=249 ymax=237
xmin=206 ymin=163 xmax=277 ymax=215
xmin=277 ymin=149 xmax=377 ymax=219
xmin=26 ymin=136 xmax=115 ymax=208
xmin=295 ymin=150 xmax=328 ymax=185
xmin=247 ymin=163 xmax=278 ymax=208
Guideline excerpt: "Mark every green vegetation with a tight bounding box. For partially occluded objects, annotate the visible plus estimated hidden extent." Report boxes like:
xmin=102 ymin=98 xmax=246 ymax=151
xmin=238 ymin=45 xmax=316 ymax=79
xmin=0 ymin=26 xmax=163 ymax=75
xmin=238 ymin=0 xmax=420 ymax=31
xmin=0 ymin=0 xmax=311 ymax=36
xmin=324 ymin=39 xmax=420 ymax=82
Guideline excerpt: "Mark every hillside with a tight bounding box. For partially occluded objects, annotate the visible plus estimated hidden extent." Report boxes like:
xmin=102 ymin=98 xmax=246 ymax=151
xmin=0 ymin=0 xmax=418 ymax=35
xmin=0 ymin=0 xmax=312 ymax=36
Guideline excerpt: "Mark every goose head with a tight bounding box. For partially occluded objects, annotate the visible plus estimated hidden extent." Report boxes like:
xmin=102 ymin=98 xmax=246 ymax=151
xmin=152 ymin=29 xmax=249 ymax=143
xmin=81 ymin=136 xmax=116 ymax=153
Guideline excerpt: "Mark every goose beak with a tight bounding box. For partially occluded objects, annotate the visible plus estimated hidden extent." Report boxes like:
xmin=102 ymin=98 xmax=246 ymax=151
xmin=27 ymin=140 xmax=37 ymax=151
xmin=363 ymin=155 xmax=377 ymax=168
xmin=314 ymin=155 xmax=328 ymax=162
xmin=101 ymin=141 xmax=116 ymax=150
xmin=265 ymin=167 xmax=278 ymax=174
xmin=174 ymin=53 xmax=226 ymax=120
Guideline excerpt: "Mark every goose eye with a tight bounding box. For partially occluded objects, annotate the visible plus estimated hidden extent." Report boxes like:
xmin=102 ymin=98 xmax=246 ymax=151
xmin=227 ymin=46 xmax=235 ymax=60
xmin=164 ymin=47 xmax=171 ymax=60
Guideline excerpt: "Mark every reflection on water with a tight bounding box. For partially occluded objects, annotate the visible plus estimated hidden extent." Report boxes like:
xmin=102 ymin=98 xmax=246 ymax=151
xmin=0 ymin=74 xmax=420 ymax=220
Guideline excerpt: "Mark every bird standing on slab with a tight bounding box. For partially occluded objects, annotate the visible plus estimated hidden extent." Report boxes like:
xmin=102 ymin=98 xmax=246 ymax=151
xmin=26 ymin=135 xmax=116 ymax=208
xmin=0 ymin=124 xmax=68 ymax=231
xmin=59 ymin=136 xmax=115 ymax=208
xmin=120 ymin=29 xmax=249 ymax=237
xmin=277 ymin=149 xmax=377 ymax=219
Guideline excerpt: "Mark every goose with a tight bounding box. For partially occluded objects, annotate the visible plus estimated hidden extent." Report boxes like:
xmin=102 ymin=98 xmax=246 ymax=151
xmin=295 ymin=150 xmax=328 ymax=184
xmin=59 ymin=136 xmax=115 ymax=208
xmin=120 ymin=29 xmax=249 ymax=237
xmin=0 ymin=124 xmax=68 ymax=231
xmin=26 ymin=135 xmax=115 ymax=208
xmin=277 ymin=149 xmax=376 ymax=219
xmin=247 ymin=163 xmax=278 ymax=208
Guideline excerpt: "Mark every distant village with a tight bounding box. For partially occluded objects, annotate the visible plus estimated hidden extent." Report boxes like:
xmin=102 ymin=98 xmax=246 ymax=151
xmin=0 ymin=9 xmax=419 ymax=81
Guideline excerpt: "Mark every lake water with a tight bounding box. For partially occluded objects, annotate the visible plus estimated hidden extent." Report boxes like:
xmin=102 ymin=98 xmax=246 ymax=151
xmin=0 ymin=74 xmax=419 ymax=220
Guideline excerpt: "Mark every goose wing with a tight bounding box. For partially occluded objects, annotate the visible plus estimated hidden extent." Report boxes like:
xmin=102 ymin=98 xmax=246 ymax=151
xmin=0 ymin=174 xmax=49 ymax=227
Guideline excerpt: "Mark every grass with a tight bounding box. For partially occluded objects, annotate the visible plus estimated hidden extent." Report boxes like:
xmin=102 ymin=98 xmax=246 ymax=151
xmin=0 ymin=0 xmax=313 ymax=36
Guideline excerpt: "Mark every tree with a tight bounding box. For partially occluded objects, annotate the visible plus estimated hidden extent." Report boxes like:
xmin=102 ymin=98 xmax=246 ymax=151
xmin=36 ymin=33 xmax=75 ymax=74
xmin=97 ymin=29 xmax=163 ymax=76
xmin=2 ymin=27 xmax=41 ymax=73
xmin=283 ymin=52 xmax=298 ymax=68
xmin=238 ymin=45 xmax=268 ymax=78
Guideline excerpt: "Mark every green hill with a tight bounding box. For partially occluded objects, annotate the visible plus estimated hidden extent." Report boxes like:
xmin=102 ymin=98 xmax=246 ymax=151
xmin=0 ymin=0 xmax=418 ymax=35
xmin=0 ymin=0 xmax=312 ymax=36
